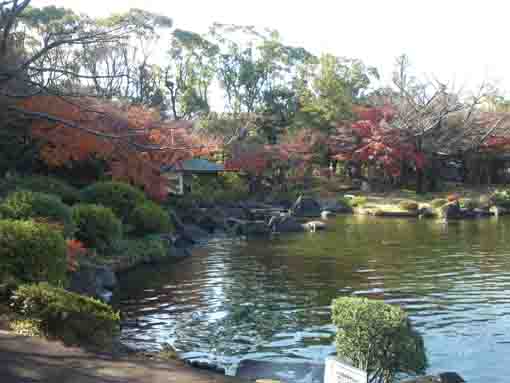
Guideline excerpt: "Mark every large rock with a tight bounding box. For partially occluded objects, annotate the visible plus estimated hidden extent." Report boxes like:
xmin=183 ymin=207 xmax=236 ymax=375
xmin=321 ymin=210 xmax=336 ymax=220
xmin=169 ymin=211 xmax=185 ymax=231
xmin=268 ymin=214 xmax=304 ymax=233
xmin=419 ymin=207 xmax=436 ymax=218
xmin=236 ymin=360 xmax=324 ymax=383
xmin=178 ymin=207 xmax=204 ymax=225
xmin=490 ymin=205 xmax=510 ymax=216
xmin=402 ymin=376 xmax=441 ymax=383
xmin=402 ymin=372 xmax=465 ymax=383
xmin=322 ymin=202 xmax=352 ymax=214
xmin=179 ymin=224 xmax=209 ymax=243
xmin=222 ymin=206 xmax=250 ymax=220
xmin=473 ymin=207 xmax=493 ymax=217
xmin=168 ymin=244 xmax=192 ymax=258
xmin=439 ymin=372 xmax=465 ymax=383
xmin=302 ymin=220 xmax=327 ymax=232
xmin=196 ymin=214 xmax=220 ymax=233
xmin=290 ymin=196 xmax=322 ymax=218
xmin=69 ymin=264 xmax=117 ymax=303
xmin=227 ymin=218 xmax=270 ymax=236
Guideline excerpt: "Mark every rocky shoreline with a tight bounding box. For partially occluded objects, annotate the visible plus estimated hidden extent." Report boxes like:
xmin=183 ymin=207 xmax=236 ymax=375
xmin=73 ymin=194 xmax=510 ymax=304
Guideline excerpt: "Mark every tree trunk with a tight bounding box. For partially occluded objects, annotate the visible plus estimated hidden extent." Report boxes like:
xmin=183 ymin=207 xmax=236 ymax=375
xmin=415 ymin=137 xmax=425 ymax=194
xmin=416 ymin=167 xmax=425 ymax=194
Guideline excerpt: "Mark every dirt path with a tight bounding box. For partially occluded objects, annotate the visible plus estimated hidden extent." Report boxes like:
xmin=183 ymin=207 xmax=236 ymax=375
xmin=0 ymin=330 xmax=247 ymax=383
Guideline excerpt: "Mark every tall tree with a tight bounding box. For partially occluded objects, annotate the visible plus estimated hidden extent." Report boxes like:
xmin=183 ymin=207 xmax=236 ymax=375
xmin=164 ymin=29 xmax=218 ymax=119
xmin=296 ymin=54 xmax=379 ymax=133
xmin=294 ymin=54 xmax=379 ymax=168
xmin=388 ymin=54 xmax=491 ymax=192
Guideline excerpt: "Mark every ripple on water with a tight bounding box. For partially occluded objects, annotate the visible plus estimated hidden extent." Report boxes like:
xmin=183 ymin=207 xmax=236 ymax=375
xmin=118 ymin=216 xmax=510 ymax=383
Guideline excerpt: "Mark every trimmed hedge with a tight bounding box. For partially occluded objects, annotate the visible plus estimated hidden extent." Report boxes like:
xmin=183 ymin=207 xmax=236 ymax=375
xmin=72 ymin=204 xmax=122 ymax=252
xmin=11 ymin=283 xmax=120 ymax=346
xmin=332 ymin=297 xmax=427 ymax=382
xmin=0 ymin=220 xmax=67 ymax=285
xmin=111 ymin=237 xmax=168 ymax=264
xmin=0 ymin=191 xmax=75 ymax=237
xmin=81 ymin=181 xmax=146 ymax=221
xmin=128 ymin=201 xmax=172 ymax=236
xmin=12 ymin=175 xmax=81 ymax=205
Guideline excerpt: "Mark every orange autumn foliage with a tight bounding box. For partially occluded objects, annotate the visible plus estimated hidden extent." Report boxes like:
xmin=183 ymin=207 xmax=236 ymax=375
xmin=66 ymin=239 xmax=87 ymax=272
xmin=19 ymin=96 xmax=219 ymax=200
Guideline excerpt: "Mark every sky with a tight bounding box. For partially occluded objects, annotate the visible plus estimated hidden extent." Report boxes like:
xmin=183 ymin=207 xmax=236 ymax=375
xmin=33 ymin=0 xmax=510 ymax=97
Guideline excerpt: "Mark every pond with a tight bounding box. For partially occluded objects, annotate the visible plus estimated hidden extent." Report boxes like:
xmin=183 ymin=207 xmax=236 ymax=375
xmin=117 ymin=216 xmax=510 ymax=383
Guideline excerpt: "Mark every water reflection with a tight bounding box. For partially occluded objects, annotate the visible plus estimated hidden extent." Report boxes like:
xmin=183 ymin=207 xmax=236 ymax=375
xmin=118 ymin=216 xmax=510 ymax=383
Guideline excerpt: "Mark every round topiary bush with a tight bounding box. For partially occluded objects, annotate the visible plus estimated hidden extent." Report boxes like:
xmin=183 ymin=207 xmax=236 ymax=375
xmin=398 ymin=200 xmax=419 ymax=211
xmin=332 ymin=297 xmax=427 ymax=383
xmin=71 ymin=204 xmax=122 ymax=252
xmin=81 ymin=181 xmax=146 ymax=221
xmin=0 ymin=220 xmax=67 ymax=285
xmin=14 ymin=175 xmax=81 ymax=205
xmin=128 ymin=201 xmax=172 ymax=236
xmin=0 ymin=191 xmax=75 ymax=237
xmin=11 ymin=283 xmax=120 ymax=347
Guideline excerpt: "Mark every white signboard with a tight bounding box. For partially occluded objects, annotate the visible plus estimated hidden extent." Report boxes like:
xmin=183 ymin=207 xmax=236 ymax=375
xmin=324 ymin=357 xmax=367 ymax=383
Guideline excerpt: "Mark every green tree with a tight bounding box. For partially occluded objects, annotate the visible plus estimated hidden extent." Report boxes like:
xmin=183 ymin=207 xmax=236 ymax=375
xmin=205 ymin=24 xmax=314 ymax=145
xmin=295 ymin=54 xmax=379 ymax=134
xmin=164 ymin=29 xmax=218 ymax=119
xmin=210 ymin=24 xmax=312 ymax=116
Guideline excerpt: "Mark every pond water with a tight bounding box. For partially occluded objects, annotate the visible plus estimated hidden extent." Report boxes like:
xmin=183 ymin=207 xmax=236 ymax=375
xmin=118 ymin=216 xmax=510 ymax=383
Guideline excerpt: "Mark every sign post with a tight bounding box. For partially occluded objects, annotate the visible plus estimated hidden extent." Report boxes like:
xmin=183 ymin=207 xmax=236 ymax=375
xmin=324 ymin=357 xmax=367 ymax=383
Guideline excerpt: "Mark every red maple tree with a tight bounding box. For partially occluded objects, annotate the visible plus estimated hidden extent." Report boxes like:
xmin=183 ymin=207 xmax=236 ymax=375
xmin=18 ymin=96 xmax=218 ymax=200
xmin=331 ymin=105 xmax=425 ymax=177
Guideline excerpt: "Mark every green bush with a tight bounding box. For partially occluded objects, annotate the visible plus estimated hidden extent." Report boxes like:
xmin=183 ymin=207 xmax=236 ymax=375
xmin=217 ymin=172 xmax=249 ymax=201
xmin=398 ymin=200 xmax=419 ymax=211
xmin=332 ymin=297 xmax=427 ymax=383
xmin=11 ymin=283 xmax=120 ymax=346
xmin=0 ymin=191 xmax=75 ymax=237
xmin=111 ymin=236 xmax=167 ymax=261
xmin=81 ymin=181 xmax=146 ymax=221
xmin=0 ymin=220 xmax=67 ymax=285
xmin=128 ymin=201 xmax=172 ymax=236
xmin=72 ymin=204 xmax=122 ymax=252
xmin=430 ymin=198 xmax=448 ymax=208
xmin=12 ymin=175 xmax=81 ymax=205
xmin=185 ymin=174 xmax=250 ymax=205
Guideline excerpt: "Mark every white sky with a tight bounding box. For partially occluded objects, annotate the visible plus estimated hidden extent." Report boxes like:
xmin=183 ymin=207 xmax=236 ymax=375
xmin=33 ymin=0 xmax=510 ymax=96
